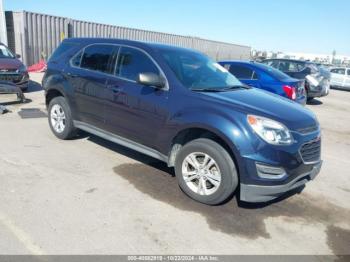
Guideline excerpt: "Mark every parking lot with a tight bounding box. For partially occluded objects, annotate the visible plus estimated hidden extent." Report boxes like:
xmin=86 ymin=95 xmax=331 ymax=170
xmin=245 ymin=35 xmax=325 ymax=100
xmin=0 ymin=73 xmax=349 ymax=255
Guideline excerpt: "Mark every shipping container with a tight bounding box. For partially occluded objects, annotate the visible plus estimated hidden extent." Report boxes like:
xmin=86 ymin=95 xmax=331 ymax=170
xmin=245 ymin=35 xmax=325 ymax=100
xmin=5 ymin=11 xmax=251 ymax=66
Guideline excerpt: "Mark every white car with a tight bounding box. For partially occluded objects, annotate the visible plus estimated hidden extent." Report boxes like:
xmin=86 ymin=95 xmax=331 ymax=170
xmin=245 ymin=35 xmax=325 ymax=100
xmin=330 ymin=67 xmax=350 ymax=90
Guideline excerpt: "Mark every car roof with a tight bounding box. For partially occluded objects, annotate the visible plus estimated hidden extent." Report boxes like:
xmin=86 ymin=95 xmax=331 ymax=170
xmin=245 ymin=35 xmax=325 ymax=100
xmin=64 ymin=37 xmax=199 ymax=53
xmin=219 ymin=60 xmax=296 ymax=80
xmin=331 ymin=67 xmax=350 ymax=70
xmin=220 ymin=60 xmax=276 ymax=70
xmin=263 ymin=58 xmax=312 ymax=64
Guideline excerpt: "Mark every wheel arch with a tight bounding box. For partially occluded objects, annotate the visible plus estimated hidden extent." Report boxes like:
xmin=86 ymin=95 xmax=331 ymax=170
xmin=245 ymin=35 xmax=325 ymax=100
xmin=167 ymin=125 xmax=242 ymax=174
xmin=45 ymin=88 xmax=66 ymax=107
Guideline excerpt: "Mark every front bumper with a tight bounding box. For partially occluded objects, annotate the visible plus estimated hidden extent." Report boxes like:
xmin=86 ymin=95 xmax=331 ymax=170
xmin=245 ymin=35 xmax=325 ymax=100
xmin=235 ymin=125 xmax=322 ymax=203
xmin=0 ymin=72 xmax=29 ymax=90
xmin=240 ymin=161 xmax=322 ymax=202
xmin=307 ymin=78 xmax=330 ymax=98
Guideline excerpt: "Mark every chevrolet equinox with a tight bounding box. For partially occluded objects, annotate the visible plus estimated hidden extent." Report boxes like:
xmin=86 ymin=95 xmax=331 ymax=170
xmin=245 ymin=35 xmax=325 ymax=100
xmin=43 ymin=38 xmax=322 ymax=205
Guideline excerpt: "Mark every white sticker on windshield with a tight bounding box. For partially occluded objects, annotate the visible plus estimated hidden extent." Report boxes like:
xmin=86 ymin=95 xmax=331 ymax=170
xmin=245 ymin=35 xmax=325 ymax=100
xmin=213 ymin=63 xmax=229 ymax=73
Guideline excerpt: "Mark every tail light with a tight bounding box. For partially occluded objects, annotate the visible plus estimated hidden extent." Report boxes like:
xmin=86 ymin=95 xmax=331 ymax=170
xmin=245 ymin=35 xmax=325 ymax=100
xmin=283 ymin=85 xmax=296 ymax=100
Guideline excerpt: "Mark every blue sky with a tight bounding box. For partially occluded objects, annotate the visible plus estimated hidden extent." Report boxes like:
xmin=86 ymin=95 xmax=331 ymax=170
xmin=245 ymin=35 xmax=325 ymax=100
xmin=5 ymin=0 xmax=350 ymax=56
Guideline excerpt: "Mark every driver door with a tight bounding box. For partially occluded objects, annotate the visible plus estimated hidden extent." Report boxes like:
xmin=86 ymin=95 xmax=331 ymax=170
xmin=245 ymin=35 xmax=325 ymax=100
xmin=104 ymin=46 xmax=169 ymax=148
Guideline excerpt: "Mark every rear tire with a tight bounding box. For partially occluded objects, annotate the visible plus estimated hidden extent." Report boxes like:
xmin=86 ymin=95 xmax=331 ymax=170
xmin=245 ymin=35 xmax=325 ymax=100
xmin=175 ymin=138 xmax=238 ymax=205
xmin=48 ymin=96 xmax=77 ymax=140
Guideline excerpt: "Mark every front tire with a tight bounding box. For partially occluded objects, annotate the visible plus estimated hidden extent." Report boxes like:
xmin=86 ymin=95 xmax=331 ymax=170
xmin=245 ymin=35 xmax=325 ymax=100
xmin=48 ymin=96 xmax=77 ymax=140
xmin=175 ymin=138 xmax=238 ymax=205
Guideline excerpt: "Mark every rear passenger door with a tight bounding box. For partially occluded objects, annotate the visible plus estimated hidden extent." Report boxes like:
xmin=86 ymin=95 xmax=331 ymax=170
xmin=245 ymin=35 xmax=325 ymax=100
xmin=228 ymin=64 xmax=260 ymax=88
xmin=104 ymin=46 xmax=169 ymax=148
xmin=67 ymin=44 xmax=117 ymax=128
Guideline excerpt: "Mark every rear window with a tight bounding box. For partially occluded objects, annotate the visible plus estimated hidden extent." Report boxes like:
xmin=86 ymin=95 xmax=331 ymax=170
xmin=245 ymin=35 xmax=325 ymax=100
xmin=49 ymin=42 xmax=78 ymax=62
xmin=279 ymin=61 xmax=303 ymax=72
xmin=256 ymin=63 xmax=290 ymax=81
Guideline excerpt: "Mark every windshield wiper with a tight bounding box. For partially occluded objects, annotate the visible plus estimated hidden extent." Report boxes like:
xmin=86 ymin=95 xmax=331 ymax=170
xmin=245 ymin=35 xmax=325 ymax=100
xmin=190 ymin=87 xmax=224 ymax=92
xmin=191 ymin=85 xmax=248 ymax=92
xmin=221 ymin=85 xmax=249 ymax=91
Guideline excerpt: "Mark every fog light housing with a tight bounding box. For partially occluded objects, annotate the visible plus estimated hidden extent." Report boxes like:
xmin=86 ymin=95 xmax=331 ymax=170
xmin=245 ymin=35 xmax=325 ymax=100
xmin=256 ymin=163 xmax=287 ymax=179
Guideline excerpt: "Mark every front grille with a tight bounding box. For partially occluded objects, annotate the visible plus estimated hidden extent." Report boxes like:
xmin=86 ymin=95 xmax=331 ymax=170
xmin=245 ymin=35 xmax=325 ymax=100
xmin=0 ymin=74 xmax=22 ymax=83
xmin=297 ymin=125 xmax=319 ymax=134
xmin=0 ymin=68 xmax=18 ymax=73
xmin=300 ymin=138 xmax=321 ymax=163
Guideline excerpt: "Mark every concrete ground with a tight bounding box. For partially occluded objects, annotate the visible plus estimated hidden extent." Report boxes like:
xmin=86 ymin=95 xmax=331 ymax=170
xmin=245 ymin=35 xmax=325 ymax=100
xmin=0 ymin=73 xmax=349 ymax=256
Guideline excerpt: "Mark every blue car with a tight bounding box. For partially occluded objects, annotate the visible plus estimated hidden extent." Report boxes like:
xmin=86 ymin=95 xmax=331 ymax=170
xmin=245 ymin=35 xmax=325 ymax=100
xmin=219 ymin=61 xmax=307 ymax=105
xmin=43 ymin=38 xmax=321 ymax=205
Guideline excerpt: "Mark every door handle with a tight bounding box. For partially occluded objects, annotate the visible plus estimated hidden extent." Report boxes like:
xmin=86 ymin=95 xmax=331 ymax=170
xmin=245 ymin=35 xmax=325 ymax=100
xmin=107 ymin=85 xmax=121 ymax=93
xmin=66 ymin=72 xmax=78 ymax=78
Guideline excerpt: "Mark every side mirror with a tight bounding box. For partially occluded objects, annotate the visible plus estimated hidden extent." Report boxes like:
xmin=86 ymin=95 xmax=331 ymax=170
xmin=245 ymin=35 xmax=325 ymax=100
xmin=16 ymin=54 xmax=21 ymax=59
xmin=137 ymin=72 xmax=166 ymax=89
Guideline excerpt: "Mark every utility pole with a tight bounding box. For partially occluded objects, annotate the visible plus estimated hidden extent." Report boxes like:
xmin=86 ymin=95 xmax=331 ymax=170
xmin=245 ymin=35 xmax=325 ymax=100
xmin=0 ymin=0 xmax=7 ymax=45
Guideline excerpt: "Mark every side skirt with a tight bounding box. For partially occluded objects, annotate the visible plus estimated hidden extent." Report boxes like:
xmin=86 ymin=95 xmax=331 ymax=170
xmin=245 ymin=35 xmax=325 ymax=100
xmin=73 ymin=121 xmax=168 ymax=163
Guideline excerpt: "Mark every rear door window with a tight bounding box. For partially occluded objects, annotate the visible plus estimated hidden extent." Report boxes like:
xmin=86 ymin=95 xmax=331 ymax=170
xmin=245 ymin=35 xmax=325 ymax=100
xmin=115 ymin=46 xmax=160 ymax=81
xmin=347 ymin=69 xmax=350 ymax=76
xmin=229 ymin=65 xmax=254 ymax=79
xmin=80 ymin=44 xmax=116 ymax=74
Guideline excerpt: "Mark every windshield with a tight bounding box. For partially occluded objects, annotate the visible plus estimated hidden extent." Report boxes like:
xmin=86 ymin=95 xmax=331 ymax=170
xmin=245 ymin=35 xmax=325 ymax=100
xmin=0 ymin=45 xmax=15 ymax=59
xmin=159 ymin=47 xmax=242 ymax=90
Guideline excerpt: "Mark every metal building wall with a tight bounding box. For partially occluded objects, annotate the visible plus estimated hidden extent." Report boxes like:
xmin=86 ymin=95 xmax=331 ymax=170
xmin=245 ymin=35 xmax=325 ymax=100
xmin=6 ymin=11 xmax=251 ymax=66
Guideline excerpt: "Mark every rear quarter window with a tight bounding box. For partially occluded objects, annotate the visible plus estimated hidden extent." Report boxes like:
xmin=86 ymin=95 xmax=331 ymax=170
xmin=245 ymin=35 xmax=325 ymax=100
xmin=49 ymin=42 xmax=79 ymax=62
xmin=256 ymin=63 xmax=290 ymax=81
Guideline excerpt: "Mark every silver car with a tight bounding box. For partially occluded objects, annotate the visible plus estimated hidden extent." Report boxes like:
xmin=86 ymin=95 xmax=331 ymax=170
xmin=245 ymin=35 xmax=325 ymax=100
xmin=330 ymin=67 xmax=350 ymax=90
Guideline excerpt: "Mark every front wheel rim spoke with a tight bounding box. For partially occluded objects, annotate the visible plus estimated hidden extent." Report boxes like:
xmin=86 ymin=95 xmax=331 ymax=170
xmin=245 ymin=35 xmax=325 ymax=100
xmin=184 ymin=172 xmax=199 ymax=182
xmin=201 ymin=178 xmax=208 ymax=195
xmin=204 ymin=159 xmax=216 ymax=170
xmin=197 ymin=178 xmax=203 ymax=194
xmin=207 ymin=176 xmax=220 ymax=187
xmin=187 ymin=155 xmax=200 ymax=169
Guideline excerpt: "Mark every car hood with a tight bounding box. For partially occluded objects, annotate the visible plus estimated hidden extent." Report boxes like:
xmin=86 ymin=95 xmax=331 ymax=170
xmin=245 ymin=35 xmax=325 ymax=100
xmin=0 ymin=58 xmax=23 ymax=70
xmin=202 ymin=88 xmax=317 ymax=131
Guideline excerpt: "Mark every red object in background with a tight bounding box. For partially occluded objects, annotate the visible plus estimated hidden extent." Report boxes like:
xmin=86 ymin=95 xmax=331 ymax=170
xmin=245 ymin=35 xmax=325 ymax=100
xmin=27 ymin=60 xmax=47 ymax=72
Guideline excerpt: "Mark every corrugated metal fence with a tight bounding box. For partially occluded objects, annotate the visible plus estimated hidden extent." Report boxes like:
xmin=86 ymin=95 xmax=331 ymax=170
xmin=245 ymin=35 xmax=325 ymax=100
xmin=5 ymin=11 xmax=251 ymax=66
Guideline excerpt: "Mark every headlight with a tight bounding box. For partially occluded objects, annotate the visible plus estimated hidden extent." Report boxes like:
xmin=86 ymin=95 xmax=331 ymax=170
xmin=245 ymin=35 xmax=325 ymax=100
xmin=247 ymin=115 xmax=293 ymax=145
xmin=17 ymin=64 xmax=27 ymax=73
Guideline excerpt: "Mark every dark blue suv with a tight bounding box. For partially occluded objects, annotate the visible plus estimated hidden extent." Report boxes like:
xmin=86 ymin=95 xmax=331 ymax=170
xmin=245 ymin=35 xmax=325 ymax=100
xmin=43 ymin=38 xmax=322 ymax=205
xmin=218 ymin=61 xmax=307 ymax=105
